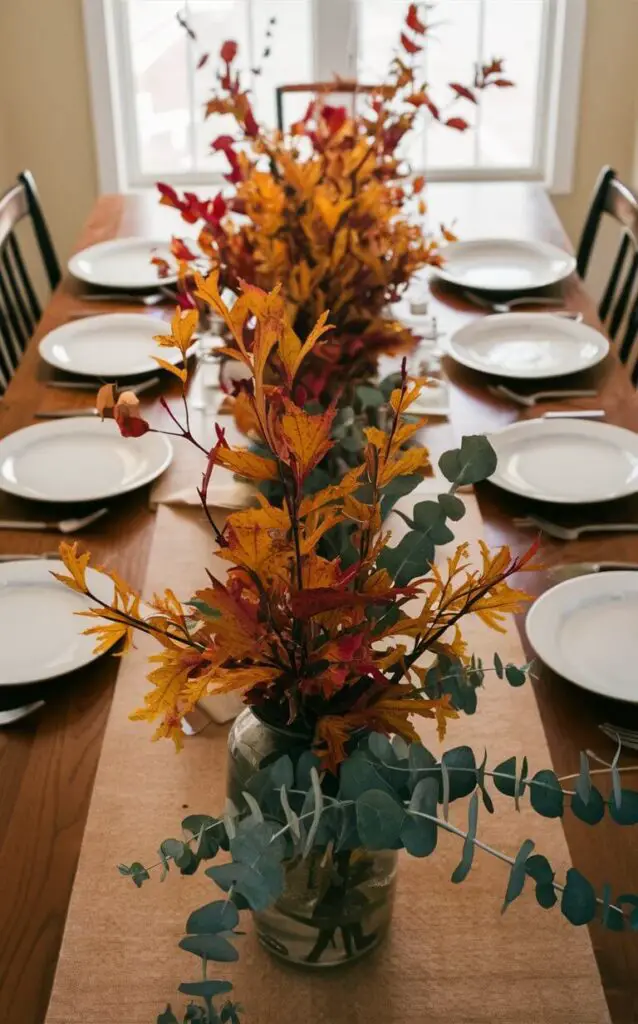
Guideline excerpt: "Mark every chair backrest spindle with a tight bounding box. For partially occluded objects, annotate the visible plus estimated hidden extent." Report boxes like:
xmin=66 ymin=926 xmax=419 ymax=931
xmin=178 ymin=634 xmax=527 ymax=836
xmin=0 ymin=170 xmax=60 ymax=396
xmin=576 ymin=167 xmax=638 ymax=383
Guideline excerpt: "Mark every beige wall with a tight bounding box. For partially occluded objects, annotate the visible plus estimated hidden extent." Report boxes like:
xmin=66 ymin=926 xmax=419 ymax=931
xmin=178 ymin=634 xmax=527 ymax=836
xmin=0 ymin=0 xmax=98 ymax=264
xmin=0 ymin=0 xmax=635 ymax=262
xmin=552 ymin=0 xmax=638 ymax=245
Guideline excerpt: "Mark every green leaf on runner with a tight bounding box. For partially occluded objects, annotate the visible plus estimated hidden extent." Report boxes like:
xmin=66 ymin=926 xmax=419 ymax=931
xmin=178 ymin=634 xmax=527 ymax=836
xmin=178 ymin=933 xmax=239 ymax=962
xmin=529 ymin=769 xmax=564 ymax=818
xmin=438 ymin=435 xmax=497 ymax=487
xmin=570 ymin=785 xmax=605 ymax=825
xmin=437 ymin=492 xmax=466 ymax=520
xmin=186 ymin=900 xmax=240 ymax=935
xmin=402 ymin=777 xmax=439 ymax=857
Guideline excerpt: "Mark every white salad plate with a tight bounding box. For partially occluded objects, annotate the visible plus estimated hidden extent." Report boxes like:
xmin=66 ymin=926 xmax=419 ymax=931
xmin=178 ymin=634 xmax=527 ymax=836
xmin=0 ymin=559 xmax=114 ymax=686
xmin=488 ymin=419 xmax=638 ymax=504
xmin=445 ymin=314 xmax=609 ymax=379
xmin=434 ymin=238 xmax=576 ymax=292
xmin=526 ymin=571 xmax=638 ymax=702
xmin=0 ymin=418 xmax=172 ymax=503
xmin=68 ymin=237 xmax=178 ymax=289
xmin=39 ymin=313 xmax=193 ymax=379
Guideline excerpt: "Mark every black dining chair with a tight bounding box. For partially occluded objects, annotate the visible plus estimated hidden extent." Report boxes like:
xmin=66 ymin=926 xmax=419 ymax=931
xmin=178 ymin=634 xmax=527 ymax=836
xmin=0 ymin=170 xmax=61 ymax=394
xmin=576 ymin=166 xmax=638 ymax=381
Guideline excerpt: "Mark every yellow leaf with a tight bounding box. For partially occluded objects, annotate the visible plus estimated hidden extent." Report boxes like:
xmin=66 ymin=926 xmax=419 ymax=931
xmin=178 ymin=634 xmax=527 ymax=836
xmin=379 ymin=447 xmax=431 ymax=485
xmin=280 ymin=400 xmax=335 ymax=477
xmin=215 ymin=447 xmax=279 ymax=482
xmin=53 ymin=541 xmax=91 ymax=594
xmin=82 ymin=620 xmax=133 ymax=656
xmin=290 ymin=310 xmax=334 ymax=382
xmin=152 ymin=356 xmax=188 ymax=382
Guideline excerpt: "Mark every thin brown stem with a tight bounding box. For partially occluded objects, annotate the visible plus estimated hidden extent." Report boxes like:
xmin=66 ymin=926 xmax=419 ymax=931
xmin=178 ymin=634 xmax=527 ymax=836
xmin=84 ymin=587 xmax=205 ymax=652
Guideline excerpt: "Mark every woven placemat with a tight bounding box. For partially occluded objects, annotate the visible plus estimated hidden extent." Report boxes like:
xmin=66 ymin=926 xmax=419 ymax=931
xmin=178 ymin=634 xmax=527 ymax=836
xmin=45 ymin=501 xmax=610 ymax=1024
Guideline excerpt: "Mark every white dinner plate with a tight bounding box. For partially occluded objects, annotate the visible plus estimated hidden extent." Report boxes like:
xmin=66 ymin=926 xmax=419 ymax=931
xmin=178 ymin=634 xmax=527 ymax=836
xmin=0 ymin=559 xmax=115 ymax=686
xmin=0 ymin=418 xmax=172 ymax=503
xmin=526 ymin=571 xmax=638 ymax=702
xmin=445 ymin=314 xmax=609 ymax=380
xmin=434 ymin=238 xmax=576 ymax=292
xmin=68 ymin=237 xmax=178 ymax=289
xmin=39 ymin=313 xmax=194 ymax=379
xmin=488 ymin=419 xmax=638 ymax=504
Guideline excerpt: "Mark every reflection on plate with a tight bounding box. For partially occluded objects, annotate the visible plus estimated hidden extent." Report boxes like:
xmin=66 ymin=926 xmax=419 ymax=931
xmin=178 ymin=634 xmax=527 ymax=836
xmin=526 ymin=571 xmax=638 ymax=702
xmin=39 ymin=313 xmax=194 ymax=378
xmin=446 ymin=314 xmax=609 ymax=379
xmin=0 ymin=418 xmax=172 ymax=502
xmin=0 ymin=559 xmax=114 ymax=685
xmin=434 ymin=238 xmax=576 ymax=292
xmin=488 ymin=419 xmax=638 ymax=503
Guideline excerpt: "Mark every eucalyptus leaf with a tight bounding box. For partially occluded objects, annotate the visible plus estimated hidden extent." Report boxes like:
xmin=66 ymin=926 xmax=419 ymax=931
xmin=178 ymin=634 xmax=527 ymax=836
xmin=356 ymin=789 xmax=405 ymax=849
xmin=186 ymin=900 xmax=240 ymax=935
xmin=438 ymin=435 xmax=497 ymax=487
xmin=157 ymin=1008 xmax=179 ymax=1024
xmin=280 ymin=785 xmax=301 ymax=840
xmin=269 ymin=755 xmax=294 ymax=791
xmin=377 ymin=530 xmax=435 ymax=586
xmin=182 ymin=815 xmax=220 ymax=859
xmin=609 ymin=788 xmax=638 ymax=825
xmin=493 ymin=652 xmax=504 ymax=679
xmin=505 ymin=664 xmax=526 ymax=687
xmin=179 ymin=933 xmax=239 ymax=963
xmin=561 ymin=868 xmax=597 ymax=926
xmin=408 ymin=742 xmax=437 ymax=789
xmin=303 ymin=766 xmax=324 ymax=855
xmin=339 ymin=753 xmax=394 ymax=800
xmin=437 ymin=492 xmax=466 ymax=521
xmin=451 ymin=791 xmax=479 ymax=883
xmin=493 ymin=756 xmax=516 ymax=797
xmin=571 ymin=785 xmax=605 ymax=825
xmin=356 ymin=384 xmax=385 ymax=409
xmin=402 ymin=777 xmax=439 ymax=857
xmin=529 ymin=769 xmax=564 ymax=818
xmin=178 ymin=981 xmax=233 ymax=999
xmin=502 ymin=838 xmax=535 ymax=912
xmin=368 ymin=732 xmax=395 ymax=762
xmin=575 ymin=752 xmax=592 ymax=805
xmin=440 ymin=746 xmax=476 ymax=801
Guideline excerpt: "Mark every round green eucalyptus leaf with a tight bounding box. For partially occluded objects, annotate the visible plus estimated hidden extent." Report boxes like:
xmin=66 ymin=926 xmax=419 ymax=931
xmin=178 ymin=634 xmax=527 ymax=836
xmin=560 ymin=868 xmax=596 ymax=926
xmin=356 ymin=789 xmax=405 ymax=850
xmin=529 ymin=769 xmax=564 ymax=818
xmin=570 ymin=786 xmax=605 ymax=825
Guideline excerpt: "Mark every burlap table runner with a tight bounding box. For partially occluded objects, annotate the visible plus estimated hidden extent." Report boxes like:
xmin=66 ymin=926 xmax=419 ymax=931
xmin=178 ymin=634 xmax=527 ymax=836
xmin=45 ymin=501 xmax=611 ymax=1024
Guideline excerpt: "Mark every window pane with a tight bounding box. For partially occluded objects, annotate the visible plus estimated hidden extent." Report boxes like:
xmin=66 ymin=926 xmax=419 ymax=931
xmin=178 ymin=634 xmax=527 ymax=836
xmin=357 ymin=0 xmax=547 ymax=173
xmin=123 ymin=0 xmax=193 ymax=176
xmin=478 ymin=0 xmax=545 ymax=168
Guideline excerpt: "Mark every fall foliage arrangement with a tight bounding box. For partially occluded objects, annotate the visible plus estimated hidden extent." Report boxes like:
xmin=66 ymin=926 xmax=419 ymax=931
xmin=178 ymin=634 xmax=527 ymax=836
xmin=56 ymin=281 xmax=638 ymax=1024
xmin=157 ymin=2 xmax=513 ymax=404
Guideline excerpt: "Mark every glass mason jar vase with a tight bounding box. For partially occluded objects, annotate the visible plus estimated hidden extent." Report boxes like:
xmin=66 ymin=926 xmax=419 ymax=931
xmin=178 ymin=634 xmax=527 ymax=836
xmin=227 ymin=707 xmax=398 ymax=968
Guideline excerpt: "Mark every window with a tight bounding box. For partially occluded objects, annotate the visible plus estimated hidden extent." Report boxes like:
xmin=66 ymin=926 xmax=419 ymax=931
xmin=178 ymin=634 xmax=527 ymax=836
xmin=83 ymin=0 xmax=586 ymax=192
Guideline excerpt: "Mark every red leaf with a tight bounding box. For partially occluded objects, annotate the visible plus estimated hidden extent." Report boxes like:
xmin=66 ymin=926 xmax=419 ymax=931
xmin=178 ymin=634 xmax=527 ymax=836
xmin=243 ymin=104 xmax=260 ymax=137
xmin=220 ymin=40 xmax=238 ymax=64
xmin=406 ymin=3 xmax=427 ymax=34
xmin=290 ymin=589 xmax=386 ymax=619
xmin=196 ymin=52 xmax=210 ymax=70
xmin=449 ymin=82 xmax=477 ymax=104
xmin=175 ymin=289 xmax=197 ymax=310
xmin=211 ymin=135 xmax=235 ymax=152
xmin=483 ymin=57 xmax=504 ymax=77
xmin=445 ymin=117 xmax=470 ymax=132
xmin=170 ymin=236 xmax=197 ymax=262
xmin=115 ymin=412 xmax=150 ymax=438
xmin=321 ymin=104 xmax=347 ymax=135
xmin=494 ymin=78 xmax=515 ymax=88
xmin=400 ymin=31 xmax=423 ymax=55
xmin=157 ymin=182 xmax=180 ymax=209
xmin=151 ymin=256 xmax=171 ymax=279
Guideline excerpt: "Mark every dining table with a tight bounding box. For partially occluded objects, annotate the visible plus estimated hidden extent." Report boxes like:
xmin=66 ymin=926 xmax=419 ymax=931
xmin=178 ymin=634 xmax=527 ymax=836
xmin=1 ymin=181 xmax=638 ymax=1024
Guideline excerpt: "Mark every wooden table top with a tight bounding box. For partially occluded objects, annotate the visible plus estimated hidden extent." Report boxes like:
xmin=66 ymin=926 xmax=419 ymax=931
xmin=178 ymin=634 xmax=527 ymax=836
xmin=1 ymin=182 xmax=637 ymax=1024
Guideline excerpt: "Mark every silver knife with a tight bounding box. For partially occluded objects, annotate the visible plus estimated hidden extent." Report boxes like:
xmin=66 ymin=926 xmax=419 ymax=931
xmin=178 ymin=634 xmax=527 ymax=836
xmin=541 ymin=410 xmax=606 ymax=420
xmin=0 ymin=552 xmax=59 ymax=562
xmin=45 ymin=375 xmax=161 ymax=392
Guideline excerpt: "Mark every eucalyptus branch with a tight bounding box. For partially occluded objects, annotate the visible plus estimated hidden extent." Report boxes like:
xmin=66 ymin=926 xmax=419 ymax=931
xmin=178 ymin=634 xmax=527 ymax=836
xmin=558 ymin=765 xmax=638 ymax=784
xmin=408 ymin=809 xmax=624 ymax=917
xmin=376 ymin=759 xmax=577 ymax=798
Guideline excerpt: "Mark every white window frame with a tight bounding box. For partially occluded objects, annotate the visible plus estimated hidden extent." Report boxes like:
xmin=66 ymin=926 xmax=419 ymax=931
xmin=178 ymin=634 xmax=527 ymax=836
xmin=83 ymin=0 xmax=586 ymax=196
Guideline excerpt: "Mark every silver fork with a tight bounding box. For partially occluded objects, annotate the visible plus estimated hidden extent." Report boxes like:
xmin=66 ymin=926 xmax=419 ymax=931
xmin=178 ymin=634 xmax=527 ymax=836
xmin=0 ymin=508 xmax=108 ymax=534
xmin=78 ymin=287 xmax=176 ymax=305
xmin=462 ymin=290 xmax=574 ymax=314
xmin=0 ymin=551 xmax=59 ymax=562
xmin=600 ymin=724 xmax=638 ymax=752
xmin=45 ymin=375 xmax=161 ymax=394
xmin=513 ymin=514 xmax=638 ymax=541
xmin=37 ymin=377 xmax=160 ymax=417
xmin=488 ymin=383 xmax=598 ymax=407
